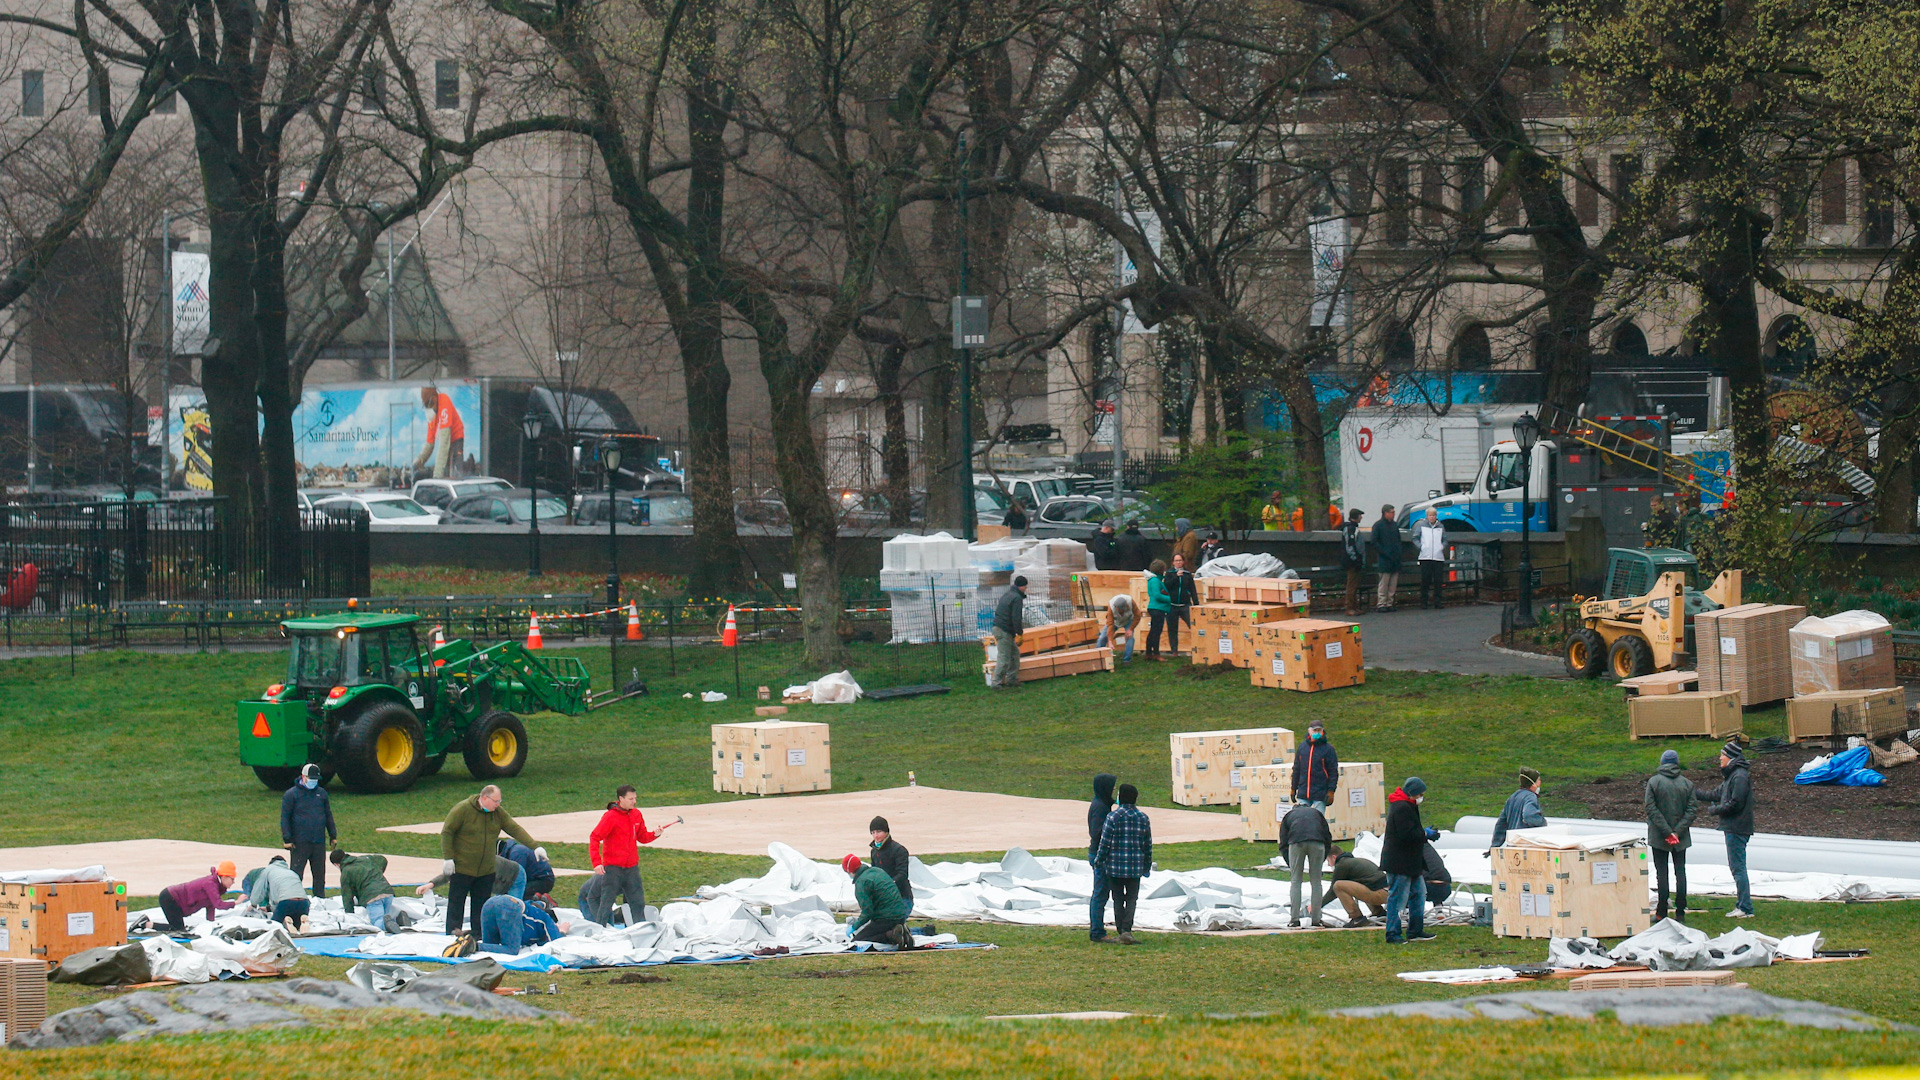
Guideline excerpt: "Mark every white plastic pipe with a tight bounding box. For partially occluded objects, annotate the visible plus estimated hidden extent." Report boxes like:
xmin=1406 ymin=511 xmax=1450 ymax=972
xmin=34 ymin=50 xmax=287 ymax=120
xmin=1449 ymin=815 xmax=1920 ymax=879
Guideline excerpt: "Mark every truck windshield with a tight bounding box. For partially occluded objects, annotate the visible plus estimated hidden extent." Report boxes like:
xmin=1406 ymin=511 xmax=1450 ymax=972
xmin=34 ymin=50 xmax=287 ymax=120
xmin=1487 ymin=450 xmax=1527 ymax=493
xmin=288 ymin=634 xmax=345 ymax=688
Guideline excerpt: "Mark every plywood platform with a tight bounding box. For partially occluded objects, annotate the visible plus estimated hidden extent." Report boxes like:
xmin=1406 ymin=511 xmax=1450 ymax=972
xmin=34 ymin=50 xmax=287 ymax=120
xmin=381 ymin=785 xmax=1244 ymax=859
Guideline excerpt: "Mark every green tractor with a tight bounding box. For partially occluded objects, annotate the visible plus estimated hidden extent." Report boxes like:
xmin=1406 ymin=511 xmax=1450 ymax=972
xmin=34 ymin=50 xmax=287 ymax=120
xmin=237 ymin=612 xmax=627 ymax=794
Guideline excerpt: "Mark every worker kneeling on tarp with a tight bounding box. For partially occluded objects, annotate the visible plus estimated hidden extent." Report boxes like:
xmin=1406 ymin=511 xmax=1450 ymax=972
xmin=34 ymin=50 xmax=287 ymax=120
xmin=841 ymin=853 xmax=914 ymax=948
xmin=480 ymin=894 xmax=568 ymax=954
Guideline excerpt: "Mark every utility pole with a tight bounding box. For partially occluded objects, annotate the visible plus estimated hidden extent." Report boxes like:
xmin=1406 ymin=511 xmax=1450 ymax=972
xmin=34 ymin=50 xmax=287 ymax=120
xmin=1111 ymin=178 xmax=1126 ymax=497
xmin=954 ymin=132 xmax=979 ymax=540
xmin=385 ymin=232 xmax=396 ymax=381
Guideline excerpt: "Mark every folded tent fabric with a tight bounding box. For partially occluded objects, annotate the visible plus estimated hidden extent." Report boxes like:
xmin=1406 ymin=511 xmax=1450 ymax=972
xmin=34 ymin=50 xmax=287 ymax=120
xmin=1794 ymin=746 xmax=1887 ymax=787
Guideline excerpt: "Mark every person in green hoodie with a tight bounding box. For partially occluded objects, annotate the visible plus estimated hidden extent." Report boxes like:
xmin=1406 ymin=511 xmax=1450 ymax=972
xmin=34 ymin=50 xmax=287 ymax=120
xmin=841 ymin=854 xmax=913 ymax=947
xmin=439 ymin=785 xmax=543 ymax=935
xmin=1644 ymin=749 xmax=1699 ymax=922
xmin=330 ymin=849 xmax=398 ymax=932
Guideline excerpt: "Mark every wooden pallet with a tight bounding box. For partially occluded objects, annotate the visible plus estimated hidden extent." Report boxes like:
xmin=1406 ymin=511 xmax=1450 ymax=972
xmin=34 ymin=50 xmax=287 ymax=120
xmin=1569 ymin=970 xmax=1740 ymax=991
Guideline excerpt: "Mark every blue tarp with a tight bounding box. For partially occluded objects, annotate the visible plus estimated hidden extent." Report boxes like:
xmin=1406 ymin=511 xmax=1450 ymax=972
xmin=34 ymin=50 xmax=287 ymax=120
xmin=1794 ymin=746 xmax=1886 ymax=787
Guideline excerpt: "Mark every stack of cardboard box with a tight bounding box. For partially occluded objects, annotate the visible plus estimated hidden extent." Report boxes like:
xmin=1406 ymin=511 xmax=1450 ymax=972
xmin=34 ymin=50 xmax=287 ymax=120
xmin=1169 ymin=727 xmax=1296 ymax=806
xmin=1693 ymin=603 xmax=1805 ymax=706
xmin=1789 ymin=611 xmax=1897 ymax=696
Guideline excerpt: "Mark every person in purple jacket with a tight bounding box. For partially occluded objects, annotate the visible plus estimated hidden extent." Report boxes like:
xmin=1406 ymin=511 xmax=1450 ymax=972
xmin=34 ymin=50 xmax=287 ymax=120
xmin=157 ymin=861 xmax=238 ymax=932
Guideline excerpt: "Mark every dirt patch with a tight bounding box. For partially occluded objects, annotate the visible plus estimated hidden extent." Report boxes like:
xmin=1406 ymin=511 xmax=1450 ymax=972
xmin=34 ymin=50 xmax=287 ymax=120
xmin=1566 ymin=745 xmax=1920 ymax=842
xmin=607 ymin=972 xmax=671 ymax=985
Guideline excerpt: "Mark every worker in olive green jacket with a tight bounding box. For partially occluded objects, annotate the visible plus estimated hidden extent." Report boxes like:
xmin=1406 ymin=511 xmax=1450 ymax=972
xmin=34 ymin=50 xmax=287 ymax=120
xmin=439 ymin=785 xmax=542 ymax=935
xmin=330 ymin=850 xmax=398 ymax=932
xmin=841 ymin=854 xmax=913 ymax=948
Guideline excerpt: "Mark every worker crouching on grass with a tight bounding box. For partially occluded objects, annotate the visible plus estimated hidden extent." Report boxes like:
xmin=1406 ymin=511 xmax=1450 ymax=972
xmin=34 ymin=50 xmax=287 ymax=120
xmin=331 ymin=850 xmax=400 ymax=933
xmin=1381 ymin=777 xmax=1439 ymax=944
xmin=842 ymin=854 xmax=914 ymax=948
xmin=1323 ymin=846 xmax=1389 ymax=926
xmin=480 ymin=894 xmax=568 ymax=955
xmin=1091 ymin=783 xmax=1152 ymax=945
xmin=439 ymin=785 xmax=542 ymax=936
xmin=244 ymin=858 xmax=310 ymax=933
xmin=156 ymin=861 xmax=237 ymax=932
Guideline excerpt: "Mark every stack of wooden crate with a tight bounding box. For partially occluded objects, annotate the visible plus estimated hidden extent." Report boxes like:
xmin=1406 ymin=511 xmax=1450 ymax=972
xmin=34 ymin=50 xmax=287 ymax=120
xmin=1247 ymin=619 xmax=1364 ymax=692
xmin=1197 ymin=575 xmax=1313 ymax=612
xmin=1239 ymin=761 xmax=1386 ymax=841
xmin=1785 ymin=687 xmax=1908 ymax=744
xmin=1693 ymin=603 xmax=1805 ymax=706
xmin=1190 ymin=602 xmax=1299 ymax=666
xmin=712 ymin=720 xmax=832 ymax=795
xmin=0 ymin=958 xmax=47 ymax=1045
xmin=1070 ymin=571 xmax=1150 ymax=617
xmin=980 ymin=616 xmax=1114 ymax=684
xmin=1618 ymin=670 xmax=1699 ymax=698
xmin=1169 ymin=727 xmax=1296 ymax=806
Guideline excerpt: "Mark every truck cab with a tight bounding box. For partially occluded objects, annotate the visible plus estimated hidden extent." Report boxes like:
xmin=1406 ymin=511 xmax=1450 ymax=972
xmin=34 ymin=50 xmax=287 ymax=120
xmin=1402 ymin=439 xmax=1555 ymax=532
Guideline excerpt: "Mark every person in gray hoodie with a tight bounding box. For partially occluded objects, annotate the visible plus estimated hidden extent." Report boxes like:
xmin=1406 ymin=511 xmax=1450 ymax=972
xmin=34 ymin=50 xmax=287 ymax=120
xmin=243 ymin=857 xmax=311 ymax=930
xmin=1489 ymin=768 xmax=1547 ymax=848
xmin=1645 ymin=749 xmax=1699 ymax=922
xmin=1087 ymin=773 xmax=1117 ymax=942
xmin=1697 ymin=740 xmax=1755 ymax=918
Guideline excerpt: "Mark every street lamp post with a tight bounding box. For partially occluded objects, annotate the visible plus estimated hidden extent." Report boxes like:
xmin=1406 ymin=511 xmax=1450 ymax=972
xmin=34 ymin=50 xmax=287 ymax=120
xmin=602 ymin=439 xmax=623 ymax=680
xmin=1512 ymin=412 xmax=1540 ymax=630
xmin=522 ymin=408 xmax=544 ymax=578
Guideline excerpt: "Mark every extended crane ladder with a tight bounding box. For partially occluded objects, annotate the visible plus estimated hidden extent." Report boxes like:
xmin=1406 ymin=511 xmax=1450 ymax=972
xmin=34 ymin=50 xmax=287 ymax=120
xmin=1536 ymin=404 xmax=1729 ymax=496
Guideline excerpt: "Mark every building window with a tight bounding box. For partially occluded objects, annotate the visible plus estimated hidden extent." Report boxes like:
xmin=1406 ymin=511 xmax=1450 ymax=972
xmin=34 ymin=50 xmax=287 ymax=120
xmin=1382 ymin=159 xmax=1410 ymax=245
xmin=1420 ymin=162 xmax=1444 ymax=227
xmin=434 ymin=60 xmax=460 ymax=110
xmin=1820 ymin=161 xmax=1848 ymax=227
xmin=1611 ymin=322 xmax=1649 ymax=359
xmin=1452 ymin=324 xmax=1493 ymax=371
xmin=1764 ymin=315 xmax=1816 ymax=369
xmin=1455 ymin=158 xmax=1485 ymax=218
xmin=1611 ymin=154 xmax=1642 ymax=206
xmin=1383 ymin=322 xmax=1417 ymax=370
xmin=1863 ymin=177 xmax=1898 ymax=246
xmin=1574 ymin=159 xmax=1598 ymax=227
xmin=22 ymin=70 xmax=44 ymax=117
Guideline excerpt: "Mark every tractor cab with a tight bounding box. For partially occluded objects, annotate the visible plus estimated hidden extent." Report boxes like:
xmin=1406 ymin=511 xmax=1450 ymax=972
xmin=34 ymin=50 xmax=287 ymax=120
xmin=1601 ymin=547 xmax=1723 ymax=619
xmin=284 ymin=615 xmax=427 ymax=697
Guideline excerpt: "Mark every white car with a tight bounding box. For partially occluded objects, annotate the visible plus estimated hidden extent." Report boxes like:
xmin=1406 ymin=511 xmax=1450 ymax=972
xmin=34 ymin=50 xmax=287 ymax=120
xmin=311 ymin=492 xmax=444 ymax=529
xmin=411 ymin=476 xmax=513 ymax=512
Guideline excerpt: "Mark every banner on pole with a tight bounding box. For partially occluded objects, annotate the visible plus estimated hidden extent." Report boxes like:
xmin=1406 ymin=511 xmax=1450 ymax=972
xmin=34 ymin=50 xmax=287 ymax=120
xmin=171 ymin=252 xmax=211 ymax=354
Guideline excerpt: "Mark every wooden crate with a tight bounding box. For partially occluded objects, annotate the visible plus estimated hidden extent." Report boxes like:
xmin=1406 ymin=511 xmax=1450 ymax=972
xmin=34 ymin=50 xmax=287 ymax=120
xmin=1785 ymin=687 xmax=1909 ymax=743
xmin=1191 ymin=603 xmax=1299 ymax=668
xmin=1570 ymin=970 xmax=1738 ymax=991
xmin=712 ymin=720 xmax=831 ymax=795
xmin=1169 ymin=727 xmax=1296 ymax=806
xmin=0 ymin=958 xmax=48 ymax=1045
xmin=0 ymin=880 xmax=127 ymax=964
xmin=1198 ymin=575 xmax=1312 ymax=609
xmin=1492 ymin=842 xmax=1651 ymax=939
xmin=1070 ymin=571 xmax=1149 ymax=616
xmin=1014 ymin=617 xmax=1101 ymax=655
xmin=1627 ymin=690 xmax=1742 ymax=740
xmin=1239 ymin=762 xmax=1386 ymax=841
xmin=1248 ymin=619 xmax=1364 ymax=692
xmin=1619 ymin=670 xmax=1699 ymax=698
xmin=984 ymin=644 xmax=1115 ymax=684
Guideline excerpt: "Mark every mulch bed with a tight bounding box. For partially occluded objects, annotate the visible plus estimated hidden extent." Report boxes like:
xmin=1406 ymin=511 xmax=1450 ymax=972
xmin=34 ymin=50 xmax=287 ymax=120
xmin=1566 ymin=740 xmax=1920 ymax=842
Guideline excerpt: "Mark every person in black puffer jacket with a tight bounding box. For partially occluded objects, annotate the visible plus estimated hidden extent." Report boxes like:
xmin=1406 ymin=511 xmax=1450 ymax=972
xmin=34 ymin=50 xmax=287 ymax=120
xmin=1697 ymin=740 xmax=1755 ymax=918
xmin=868 ymin=816 xmax=913 ymax=908
xmin=1088 ymin=773 xmax=1117 ymax=942
xmin=1381 ymin=776 xmax=1438 ymax=944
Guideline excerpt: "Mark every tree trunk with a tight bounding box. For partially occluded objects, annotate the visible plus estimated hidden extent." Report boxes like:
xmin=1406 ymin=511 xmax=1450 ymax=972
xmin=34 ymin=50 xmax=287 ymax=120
xmin=1700 ymin=205 xmax=1771 ymax=476
xmin=1277 ymin=365 xmax=1331 ymax=528
xmin=197 ymin=190 xmax=265 ymax=518
xmin=1873 ymin=353 xmax=1919 ymax=531
xmin=252 ymin=226 xmax=304 ymax=587
xmin=875 ymin=344 xmax=913 ymax=526
xmin=762 ymin=356 xmax=848 ymax=666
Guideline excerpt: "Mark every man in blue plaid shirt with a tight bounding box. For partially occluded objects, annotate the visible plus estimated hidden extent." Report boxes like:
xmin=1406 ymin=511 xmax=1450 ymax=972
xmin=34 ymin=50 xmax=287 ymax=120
xmin=1091 ymin=783 xmax=1153 ymax=944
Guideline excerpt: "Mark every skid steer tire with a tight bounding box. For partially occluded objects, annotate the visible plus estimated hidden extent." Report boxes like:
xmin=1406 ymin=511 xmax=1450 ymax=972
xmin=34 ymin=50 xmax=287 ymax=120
xmin=1609 ymin=635 xmax=1655 ymax=680
xmin=1564 ymin=628 xmax=1607 ymax=679
xmin=334 ymin=700 xmax=428 ymax=794
xmin=253 ymin=766 xmax=303 ymax=790
xmin=465 ymin=710 xmax=529 ymax=780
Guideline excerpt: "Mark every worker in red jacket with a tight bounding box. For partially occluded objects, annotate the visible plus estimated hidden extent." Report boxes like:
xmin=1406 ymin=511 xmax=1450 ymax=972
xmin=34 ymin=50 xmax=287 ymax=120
xmin=587 ymin=784 xmax=678 ymax=926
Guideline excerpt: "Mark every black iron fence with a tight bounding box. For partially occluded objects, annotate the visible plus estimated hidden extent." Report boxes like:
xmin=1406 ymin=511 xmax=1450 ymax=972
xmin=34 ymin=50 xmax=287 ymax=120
xmin=1 ymin=498 xmax=368 ymax=611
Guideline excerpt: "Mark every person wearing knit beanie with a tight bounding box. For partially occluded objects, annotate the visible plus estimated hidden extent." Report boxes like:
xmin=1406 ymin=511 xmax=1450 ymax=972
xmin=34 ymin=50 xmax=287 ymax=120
xmin=869 ymin=817 xmax=913 ymax=907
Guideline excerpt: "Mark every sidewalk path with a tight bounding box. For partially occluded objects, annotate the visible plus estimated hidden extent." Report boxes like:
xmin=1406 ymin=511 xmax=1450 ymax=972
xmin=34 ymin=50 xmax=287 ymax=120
xmin=1352 ymin=603 xmax=1565 ymax=677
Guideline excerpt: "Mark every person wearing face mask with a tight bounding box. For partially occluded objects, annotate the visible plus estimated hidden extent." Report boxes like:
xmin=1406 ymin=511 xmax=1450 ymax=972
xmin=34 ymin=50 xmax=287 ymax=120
xmin=1381 ymin=776 xmax=1440 ymax=944
xmin=1291 ymin=721 xmax=1339 ymax=810
xmin=439 ymin=785 xmax=542 ymax=936
xmin=1489 ymin=768 xmax=1547 ymax=849
xmin=280 ymin=764 xmax=336 ymax=896
xmin=868 ymin=816 xmax=913 ymax=909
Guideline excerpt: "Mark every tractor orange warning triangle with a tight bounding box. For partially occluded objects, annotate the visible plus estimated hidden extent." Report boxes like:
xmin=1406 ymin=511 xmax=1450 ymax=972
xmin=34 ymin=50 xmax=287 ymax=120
xmin=252 ymin=712 xmax=272 ymax=738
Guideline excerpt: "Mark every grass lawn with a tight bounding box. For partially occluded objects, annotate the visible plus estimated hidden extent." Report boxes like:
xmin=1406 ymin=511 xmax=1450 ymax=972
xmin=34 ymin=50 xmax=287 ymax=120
xmin=4 ymin=640 xmax=1915 ymax=1075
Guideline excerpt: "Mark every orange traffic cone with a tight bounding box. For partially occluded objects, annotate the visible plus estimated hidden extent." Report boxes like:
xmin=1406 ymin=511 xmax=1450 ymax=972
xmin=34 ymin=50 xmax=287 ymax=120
xmin=626 ymin=601 xmax=644 ymax=641
xmin=721 ymin=605 xmax=738 ymax=647
xmin=526 ymin=612 xmax=544 ymax=650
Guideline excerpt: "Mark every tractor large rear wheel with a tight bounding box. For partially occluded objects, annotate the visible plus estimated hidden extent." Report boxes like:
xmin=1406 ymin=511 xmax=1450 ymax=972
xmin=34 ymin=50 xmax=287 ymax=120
xmin=334 ymin=700 xmax=428 ymax=794
xmin=1609 ymin=634 xmax=1655 ymax=679
xmin=465 ymin=710 xmax=529 ymax=780
xmin=1564 ymin=628 xmax=1607 ymax=678
xmin=253 ymin=766 xmax=303 ymax=790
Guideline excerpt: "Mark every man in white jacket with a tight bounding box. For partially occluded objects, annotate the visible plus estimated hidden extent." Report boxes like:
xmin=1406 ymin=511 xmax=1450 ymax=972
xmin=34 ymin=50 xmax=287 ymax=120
xmin=1415 ymin=508 xmax=1449 ymax=609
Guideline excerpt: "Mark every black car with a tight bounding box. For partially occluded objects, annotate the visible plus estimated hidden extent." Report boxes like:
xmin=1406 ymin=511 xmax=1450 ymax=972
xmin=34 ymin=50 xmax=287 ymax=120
xmin=441 ymin=488 xmax=569 ymax=526
xmin=575 ymin=491 xmax=695 ymax=526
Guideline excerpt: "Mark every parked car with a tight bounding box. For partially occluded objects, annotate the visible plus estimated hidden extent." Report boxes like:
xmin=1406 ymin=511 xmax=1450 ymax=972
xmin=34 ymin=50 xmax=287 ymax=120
xmin=411 ymin=475 xmax=513 ymax=510
xmin=575 ymin=491 xmax=695 ymax=526
xmin=734 ymin=497 xmax=789 ymax=530
xmin=441 ymin=488 xmax=569 ymax=526
xmin=1027 ymin=494 xmax=1154 ymax=539
xmin=310 ymin=492 xmax=443 ymax=529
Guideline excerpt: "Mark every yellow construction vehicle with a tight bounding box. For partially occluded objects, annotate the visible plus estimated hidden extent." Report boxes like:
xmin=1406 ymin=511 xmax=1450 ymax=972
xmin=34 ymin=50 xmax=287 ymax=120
xmin=1564 ymin=547 xmax=1743 ymax=679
